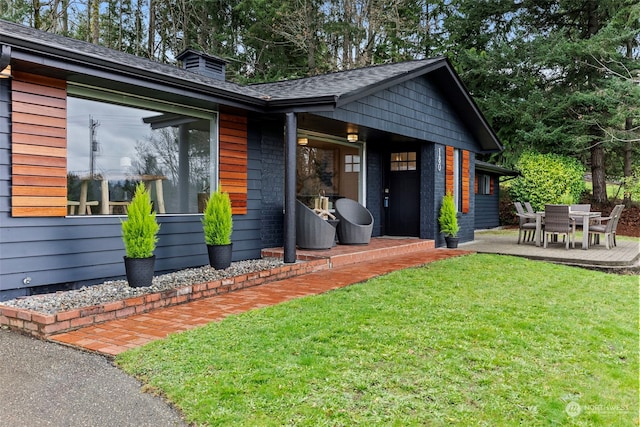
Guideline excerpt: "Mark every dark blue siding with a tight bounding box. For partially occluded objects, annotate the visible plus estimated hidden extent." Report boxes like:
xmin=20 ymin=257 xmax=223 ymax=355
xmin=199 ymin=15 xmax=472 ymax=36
xmin=420 ymin=143 xmax=438 ymax=241
xmin=259 ymin=118 xmax=285 ymax=249
xmin=475 ymin=173 xmax=500 ymax=229
xmin=0 ymin=96 xmax=267 ymax=301
xmin=319 ymin=77 xmax=477 ymax=152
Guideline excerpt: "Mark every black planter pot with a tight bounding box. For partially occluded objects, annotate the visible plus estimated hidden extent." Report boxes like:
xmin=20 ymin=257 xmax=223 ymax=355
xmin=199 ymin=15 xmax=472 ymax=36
xmin=445 ymin=236 xmax=459 ymax=249
xmin=124 ymin=255 xmax=155 ymax=288
xmin=207 ymin=243 xmax=233 ymax=269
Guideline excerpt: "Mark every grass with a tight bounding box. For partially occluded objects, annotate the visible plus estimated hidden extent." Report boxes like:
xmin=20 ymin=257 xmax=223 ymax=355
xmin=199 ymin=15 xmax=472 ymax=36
xmin=116 ymin=254 xmax=639 ymax=426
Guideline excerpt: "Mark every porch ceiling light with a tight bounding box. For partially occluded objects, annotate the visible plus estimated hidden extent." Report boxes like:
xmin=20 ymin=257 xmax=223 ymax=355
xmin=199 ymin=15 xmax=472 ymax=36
xmin=0 ymin=65 xmax=11 ymax=79
xmin=347 ymin=133 xmax=358 ymax=143
xmin=297 ymin=137 xmax=308 ymax=146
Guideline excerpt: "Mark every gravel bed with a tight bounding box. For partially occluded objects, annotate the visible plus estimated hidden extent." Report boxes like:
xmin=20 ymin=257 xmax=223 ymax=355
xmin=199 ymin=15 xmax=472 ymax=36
xmin=0 ymin=258 xmax=285 ymax=315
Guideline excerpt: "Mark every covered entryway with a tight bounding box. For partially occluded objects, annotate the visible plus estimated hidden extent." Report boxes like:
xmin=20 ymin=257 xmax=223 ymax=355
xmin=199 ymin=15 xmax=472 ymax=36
xmin=384 ymin=149 xmax=420 ymax=236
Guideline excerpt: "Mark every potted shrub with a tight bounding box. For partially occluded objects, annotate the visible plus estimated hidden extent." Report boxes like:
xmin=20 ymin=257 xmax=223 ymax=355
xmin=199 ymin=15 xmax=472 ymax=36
xmin=202 ymin=187 xmax=233 ymax=269
xmin=121 ymin=182 xmax=160 ymax=287
xmin=438 ymin=192 xmax=460 ymax=248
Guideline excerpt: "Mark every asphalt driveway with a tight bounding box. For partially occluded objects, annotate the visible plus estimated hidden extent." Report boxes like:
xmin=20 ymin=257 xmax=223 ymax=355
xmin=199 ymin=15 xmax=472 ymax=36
xmin=0 ymin=328 xmax=186 ymax=427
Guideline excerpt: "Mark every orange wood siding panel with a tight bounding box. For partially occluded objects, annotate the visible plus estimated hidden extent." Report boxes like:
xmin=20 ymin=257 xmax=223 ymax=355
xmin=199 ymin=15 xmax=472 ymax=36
xmin=490 ymin=176 xmax=495 ymax=195
xmin=445 ymin=145 xmax=454 ymax=195
xmin=474 ymin=174 xmax=479 ymax=194
xmin=219 ymin=113 xmax=247 ymax=214
xmin=11 ymin=71 xmax=67 ymax=217
xmin=461 ymin=150 xmax=470 ymax=213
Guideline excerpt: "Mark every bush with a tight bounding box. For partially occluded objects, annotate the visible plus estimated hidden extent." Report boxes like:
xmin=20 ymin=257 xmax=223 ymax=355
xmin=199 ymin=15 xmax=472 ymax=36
xmin=203 ymin=188 xmax=233 ymax=245
xmin=509 ymin=151 xmax=585 ymax=211
xmin=438 ymin=193 xmax=459 ymax=237
xmin=121 ymin=183 xmax=160 ymax=258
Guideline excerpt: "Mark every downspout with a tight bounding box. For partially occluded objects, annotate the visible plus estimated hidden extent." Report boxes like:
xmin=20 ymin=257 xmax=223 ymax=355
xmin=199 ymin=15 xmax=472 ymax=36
xmin=283 ymin=112 xmax=297 ymax=263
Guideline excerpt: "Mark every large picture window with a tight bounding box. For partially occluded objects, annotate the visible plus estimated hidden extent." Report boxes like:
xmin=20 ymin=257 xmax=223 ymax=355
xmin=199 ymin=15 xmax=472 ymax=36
xmin=67 ymin=92 xmax=216 ymax=215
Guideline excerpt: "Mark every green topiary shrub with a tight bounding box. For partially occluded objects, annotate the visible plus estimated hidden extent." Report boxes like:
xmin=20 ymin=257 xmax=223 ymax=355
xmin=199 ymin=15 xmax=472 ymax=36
xmin=438 ymin=192 xmax=459 ymax=237
xmin=121 ymin=182 xmax=160 ymax=258
xmin=509 ymin=151 xmax=585 ymax=211
xmin=202 ymin=187 xmax=233 ymax=246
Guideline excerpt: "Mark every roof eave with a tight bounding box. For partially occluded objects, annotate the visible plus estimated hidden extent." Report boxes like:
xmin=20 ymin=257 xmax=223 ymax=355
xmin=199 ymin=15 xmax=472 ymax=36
xmin=3 ymin=38 xmax=268 ymax=110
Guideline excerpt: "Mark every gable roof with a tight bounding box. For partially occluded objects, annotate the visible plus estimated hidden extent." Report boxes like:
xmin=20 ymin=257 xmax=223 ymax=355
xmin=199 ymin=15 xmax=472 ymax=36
xmin=252 ymin=59 xmax=442 ymax=104
xmin=0 ymin=19 xmax=502 ymax=151
xmin=253 ymin=58 xmax=502 ymax=151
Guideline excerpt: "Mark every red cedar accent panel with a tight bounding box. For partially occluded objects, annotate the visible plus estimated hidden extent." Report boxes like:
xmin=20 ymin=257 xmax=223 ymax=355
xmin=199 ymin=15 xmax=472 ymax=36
xmin=11 ymin=71 xmax=67 ymax=217
xmin=474 ymin=174 xmax=479 ymax=194
xmin=490 ymin=176 xmax=495 ymax=195
xmin=461 ymin=150 xmax=470 ymax=213
xmin=219 ymin=113 xmax=247 ymax=215
xmin=445 ymin=145 xmax=454 ymax=195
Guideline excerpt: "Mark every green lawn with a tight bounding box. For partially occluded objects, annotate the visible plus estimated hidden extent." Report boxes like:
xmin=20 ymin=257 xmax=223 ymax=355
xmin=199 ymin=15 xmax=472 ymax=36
xmin=116 ymin=254 xmax=639 ymax=426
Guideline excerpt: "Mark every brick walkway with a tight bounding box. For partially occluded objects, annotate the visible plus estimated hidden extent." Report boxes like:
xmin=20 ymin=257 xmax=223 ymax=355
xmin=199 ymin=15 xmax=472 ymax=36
xmin=49 ymin=248 xmax=470 ymax=356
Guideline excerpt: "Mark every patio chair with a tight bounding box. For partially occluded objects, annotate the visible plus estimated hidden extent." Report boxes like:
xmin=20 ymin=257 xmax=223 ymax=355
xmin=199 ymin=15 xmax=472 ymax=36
xmin=514 ymin=202 xmax=536 ymax=244
xmin=295 ymin=200 xmax=338 ymax=250
xmin=524 ymin=202 xmax=535 ymax=215
xmin=334 ymin=198 xmax=374 ymax=245
xmin=570 ymin=204 xmax=592 ymax=230
xmin=588 ymin=204 xmax=624 ymax=250
xmin=543 ymin=204 xmax=575 ymax=249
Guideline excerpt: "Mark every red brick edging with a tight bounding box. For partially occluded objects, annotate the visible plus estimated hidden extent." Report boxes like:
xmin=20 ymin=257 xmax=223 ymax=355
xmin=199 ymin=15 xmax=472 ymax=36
xmin=0 ymin=259 xmax=330 ymax=338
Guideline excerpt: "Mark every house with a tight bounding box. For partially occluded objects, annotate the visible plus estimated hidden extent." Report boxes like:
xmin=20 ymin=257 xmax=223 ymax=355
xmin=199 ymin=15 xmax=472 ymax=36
xmin=474 ymin=161 xmax=518 ymax=229
xmin=0 ymin=20 xmax=502 ymax=301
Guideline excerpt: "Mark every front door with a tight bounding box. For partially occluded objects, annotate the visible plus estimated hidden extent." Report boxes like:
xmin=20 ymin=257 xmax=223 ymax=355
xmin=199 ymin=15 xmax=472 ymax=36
xmin=384 ymin=150 xmax=420 ymax=236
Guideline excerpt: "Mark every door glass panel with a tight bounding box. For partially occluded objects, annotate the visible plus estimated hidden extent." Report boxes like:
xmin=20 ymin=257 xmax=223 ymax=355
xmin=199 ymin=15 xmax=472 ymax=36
xmin=391 ymin=152 xmax=417 ymax=171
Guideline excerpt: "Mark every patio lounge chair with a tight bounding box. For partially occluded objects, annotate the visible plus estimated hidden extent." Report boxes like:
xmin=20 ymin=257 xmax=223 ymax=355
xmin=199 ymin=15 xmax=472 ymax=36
xmin=295 ymin=200 xmax=338 ymax=250
xmin=514 ymin=202 xmax=536 ymax=244
xmin=334 ymin=198 xmax=374 ymax=245
xmin=543 ymin=204 xmax=575 ymax=249
xmin=588 ymin=204 xmax=624 ymax=250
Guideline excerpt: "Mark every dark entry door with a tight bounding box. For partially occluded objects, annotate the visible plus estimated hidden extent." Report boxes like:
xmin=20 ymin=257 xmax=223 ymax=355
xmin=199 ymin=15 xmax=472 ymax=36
xmin=385 ymin=150 xmax=420 ymax=236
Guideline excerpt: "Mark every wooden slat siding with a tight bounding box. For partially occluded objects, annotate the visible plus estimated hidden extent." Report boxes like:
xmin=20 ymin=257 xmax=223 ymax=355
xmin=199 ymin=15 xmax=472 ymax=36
xmin=474 ymin=174 xmax=479 ymax=194
xmin=462 ymin=150 xmax=470 ymax=213
xmin=445 ymin=145 xmax=454 ymax=195
xmin=219 ymin=113 xmax=248 ymax=214
xmin=11 ymin=71 xmax=67 ymax=217
xmin=490 ymin=176 xmax=495 ymax=195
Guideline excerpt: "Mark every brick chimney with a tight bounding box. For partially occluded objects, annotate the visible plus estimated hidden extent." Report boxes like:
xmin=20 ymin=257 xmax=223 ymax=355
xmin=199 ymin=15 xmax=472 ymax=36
xmin=176 ymin=49 xmax=227 ymax=81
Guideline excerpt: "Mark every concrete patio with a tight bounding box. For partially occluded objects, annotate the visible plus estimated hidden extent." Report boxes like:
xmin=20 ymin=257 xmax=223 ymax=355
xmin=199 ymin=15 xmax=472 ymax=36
xmin=463 ymin=230 xmax=640 ymax=271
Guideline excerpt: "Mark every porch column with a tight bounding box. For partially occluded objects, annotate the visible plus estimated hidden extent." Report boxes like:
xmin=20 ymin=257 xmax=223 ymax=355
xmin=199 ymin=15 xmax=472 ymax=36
xmin=284 ymin=112 xmax=297 ymax=263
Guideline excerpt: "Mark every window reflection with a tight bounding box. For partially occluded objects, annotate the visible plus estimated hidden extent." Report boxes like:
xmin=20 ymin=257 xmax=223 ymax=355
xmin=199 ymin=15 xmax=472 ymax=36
xmin=67 ymin=97 xmax=213 ymax=215
xmin=296 ymin=139 xmax=360 ymax=208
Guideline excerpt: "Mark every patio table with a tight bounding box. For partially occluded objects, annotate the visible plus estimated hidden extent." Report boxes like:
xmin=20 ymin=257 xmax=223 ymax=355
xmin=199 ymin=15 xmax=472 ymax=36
xmin=570 ymin=210 xmax=601 ymax=250
xmin=528 ymin=210 xmax=601 ymax=249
